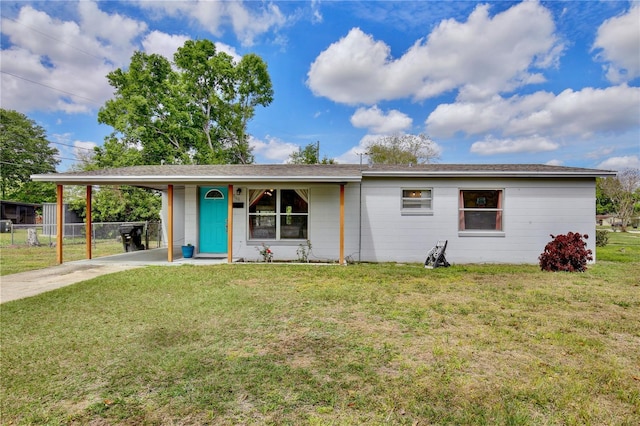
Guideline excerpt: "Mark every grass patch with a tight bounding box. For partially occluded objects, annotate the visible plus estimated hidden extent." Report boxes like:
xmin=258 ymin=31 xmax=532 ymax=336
xmin=0 ymin=240 xmax=124 ymax=275
xmin=2 ymin=262 xmax=639 ymax=424
xmin=597 ymin=230 xmax=640 ymax=263
xmin=0 ymin=228 xmax=126 ymax=275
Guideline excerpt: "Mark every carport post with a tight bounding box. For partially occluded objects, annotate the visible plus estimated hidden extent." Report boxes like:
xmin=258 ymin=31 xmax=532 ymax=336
xmin=56 ymin=184 xmax=63 ymax=264
xmin=86 ymin=185 xmax=92 ymax=259
xmin=168 ymin=184 xmax=174 ymax=262
xmin=228 ymin=184 xmax=233 ymax=264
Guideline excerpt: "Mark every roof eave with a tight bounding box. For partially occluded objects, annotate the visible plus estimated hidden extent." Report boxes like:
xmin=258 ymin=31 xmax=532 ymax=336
xmin=31 ymin=174 xmax=362 ymax=185
xmin=361 ymin=170 xmax=617 ymax=178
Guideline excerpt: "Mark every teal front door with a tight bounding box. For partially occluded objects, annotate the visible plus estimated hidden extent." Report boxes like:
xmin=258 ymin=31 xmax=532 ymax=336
xmin=199 ymin=186 xmax=228 ymax=253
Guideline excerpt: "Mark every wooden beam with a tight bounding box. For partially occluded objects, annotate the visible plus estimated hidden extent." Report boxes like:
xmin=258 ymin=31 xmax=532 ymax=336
xmin=228 ymin=184 xmax=233 ymax=264
xmin=168 ymin=184 xmax=174 ymax=262
xmin=56 ymin=185 xmax=63 ymax=264
xmin=86 ymin=185 xmax=92 ymax=259
xmin=339 ymin=184 xmax=345 ymax=265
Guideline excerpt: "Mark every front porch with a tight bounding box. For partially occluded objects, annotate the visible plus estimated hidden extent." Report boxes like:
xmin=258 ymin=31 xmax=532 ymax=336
xmin=77 ymin=247 xmax=233 ymax=267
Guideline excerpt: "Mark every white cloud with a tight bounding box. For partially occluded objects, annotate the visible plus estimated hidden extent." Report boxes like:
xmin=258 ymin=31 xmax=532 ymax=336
xmin=0 ymin=3 xmax=244 ymax=115
xmin=250 ymin=135 xmax=299 ymax=163
xmin=307 ymin=1 xmax=562 ymax=104
xmin=311 ymin=0 xmax=323 ymax=24
xmin=307 ymin=28 xmax=391 ymax=104
xmin=585 ymin=146 xmax=616 ymax=160
xmin=142 ymin=31 xmax=190 ymax=60
xmin=137 ymin=0 xmax=287 ymax=46
xmin=470 ymin=136 xmax=559 ymax=155
xmin=593 ymin=6 xmax=640 ymax=83
xmin=334 ymin=134 xmax=379 ymax=164
xmin=350 ymin=106 xmax=412 ymax=134
xmin=427 ymin=85 xmax=640 ymax=140
xmin=545 ymin=159 xmax=563 ymax=166
xmin=78 ymin=1 xmax=146 ymax=64
xmin=0 ymin=4 xmax=144 ymax=113
xmin=597 ymin=156 xmax=640 ymax=171
xmin=227 ymin=2 xmax=286 ymax=46
xmin=142 ymin=32 xmax=241 ymax=63
xmin=213 ymin=42 xmax=243 ymax=63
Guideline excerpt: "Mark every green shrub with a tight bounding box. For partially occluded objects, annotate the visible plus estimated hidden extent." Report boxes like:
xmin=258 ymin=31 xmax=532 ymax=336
xmin=595 ymin=230 xmax=609 ymax=247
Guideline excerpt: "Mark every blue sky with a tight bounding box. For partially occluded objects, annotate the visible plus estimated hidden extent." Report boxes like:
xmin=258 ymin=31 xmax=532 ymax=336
xmin=1 ymin=0 xmax=639 ymax=171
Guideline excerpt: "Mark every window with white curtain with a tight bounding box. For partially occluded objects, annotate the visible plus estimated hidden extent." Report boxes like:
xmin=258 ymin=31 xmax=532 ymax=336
xmin=248 ymin=189 xmax=308 ymax=240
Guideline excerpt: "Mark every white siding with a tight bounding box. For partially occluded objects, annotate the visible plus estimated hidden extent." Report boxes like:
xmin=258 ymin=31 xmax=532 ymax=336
xmin=184 ymin=185 xmax=198 ymax=249
xmin=160 ymin=187 xmax=185 ymax=250
xmin=231 ymin=186 xmax=247 ymax=259
xmin=360 ymin=178 xmax=596 ymax=264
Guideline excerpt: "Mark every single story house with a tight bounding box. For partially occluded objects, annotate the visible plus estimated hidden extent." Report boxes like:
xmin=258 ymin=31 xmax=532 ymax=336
xmin=32 ymin=163 xmax=615 ymax=265
xmin=0 ymin=200 xmax=40 ymax=225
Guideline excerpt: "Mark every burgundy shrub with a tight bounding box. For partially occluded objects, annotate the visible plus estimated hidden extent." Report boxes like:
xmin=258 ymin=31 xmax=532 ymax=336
xmin=539 ymin=232 xmax=593 ymax=272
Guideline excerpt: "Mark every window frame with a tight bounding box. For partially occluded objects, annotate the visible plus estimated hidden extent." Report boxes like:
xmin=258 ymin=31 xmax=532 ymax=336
xmin=247 ymin=188 xmax=309 ymax=242
xmin=401 ymin=188 xmax=434 ymax=216
xmin=458 ymin=188 xmax=505 ymax=237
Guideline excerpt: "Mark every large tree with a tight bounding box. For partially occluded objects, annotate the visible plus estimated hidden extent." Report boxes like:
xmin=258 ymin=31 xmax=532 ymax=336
xmin=98 ymin=39 xmax=273 ymax=165
xmin=597 ymin=169 xmax=640 ymax=231
xmin=0 ymin=109 xmax=59 ymax=201
xmin=366 ymin=133 xmax=440 ymax=165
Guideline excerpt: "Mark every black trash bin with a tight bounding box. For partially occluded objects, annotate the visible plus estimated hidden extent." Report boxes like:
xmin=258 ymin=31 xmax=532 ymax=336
xmin=119 ymin=224 xmax=146 ymax=252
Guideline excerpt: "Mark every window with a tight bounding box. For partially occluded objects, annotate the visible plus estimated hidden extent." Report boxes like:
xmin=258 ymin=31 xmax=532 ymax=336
xmin=248 ymin=189 xmax=308 ymax=240
xmin=204 ymin=189 xmax=224 ymax=199
xmin=402 ymin=189 xmax=433 ymax=214
xmin=459 ymin=189 xmax=503 ymax=232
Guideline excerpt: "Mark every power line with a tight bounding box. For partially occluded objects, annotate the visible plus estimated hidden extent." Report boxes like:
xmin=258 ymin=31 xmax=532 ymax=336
xmin=50 ymin=141 xmax=96 ymax=151
xmin=0 ymin=70 xmax=103 ymax=105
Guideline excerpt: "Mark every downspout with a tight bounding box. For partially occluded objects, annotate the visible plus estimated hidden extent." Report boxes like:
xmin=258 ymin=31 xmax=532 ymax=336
xmin=227 ymin=184 xmax=233 ymax=264
xmin=339 ymin=183 xmax=345 ymax=265
xmin=358 ymin=181 xmax=362 ymax=262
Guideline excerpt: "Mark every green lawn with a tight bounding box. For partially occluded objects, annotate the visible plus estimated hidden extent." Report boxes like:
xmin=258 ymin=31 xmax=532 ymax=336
xmin=1 ymin=258 xmax=639 ymax=424
xmin=597 ymin=230 xmax=640 ymax=263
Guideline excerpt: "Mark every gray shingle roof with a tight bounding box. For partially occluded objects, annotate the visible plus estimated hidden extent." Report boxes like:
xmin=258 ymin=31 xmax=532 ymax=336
xmin=32 ymin=163 xmax=615 ymax=187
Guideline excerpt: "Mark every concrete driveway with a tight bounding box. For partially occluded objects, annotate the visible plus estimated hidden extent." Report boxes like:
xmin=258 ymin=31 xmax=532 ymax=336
xmin=0 ymin=248 xmax=228 ymax=304
xmin=1 ymin=263 xmax=142 ymax=304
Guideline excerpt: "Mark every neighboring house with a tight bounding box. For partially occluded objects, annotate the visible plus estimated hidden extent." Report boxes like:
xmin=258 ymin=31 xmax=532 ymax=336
xmin=0 ymin=200 xmax=40 ymax=224
xmin=32 ymin=164 xmax=615 ymax=264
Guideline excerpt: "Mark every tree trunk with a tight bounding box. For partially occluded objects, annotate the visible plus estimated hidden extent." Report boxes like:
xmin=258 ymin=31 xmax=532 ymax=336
xmin=27 ymin=228 xmax=41 ymax=246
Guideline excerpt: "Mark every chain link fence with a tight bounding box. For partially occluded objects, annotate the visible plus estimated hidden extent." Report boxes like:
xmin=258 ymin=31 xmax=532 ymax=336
xmin=0 ymin=221 xmax=163 ymax=250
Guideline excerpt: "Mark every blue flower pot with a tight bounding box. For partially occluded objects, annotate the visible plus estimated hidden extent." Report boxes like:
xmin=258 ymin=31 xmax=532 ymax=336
xmin=182 ymin=245 xmax=194 ymax=258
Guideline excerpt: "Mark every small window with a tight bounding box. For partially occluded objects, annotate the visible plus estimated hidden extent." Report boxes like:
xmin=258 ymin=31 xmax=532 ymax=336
xmin=459 ymin=189 xmax=503 ymax=232
xmin=204 ymin=189 xmax=224 ymax=199
xmin=402 ymin=189 xmax=433 ymax=215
